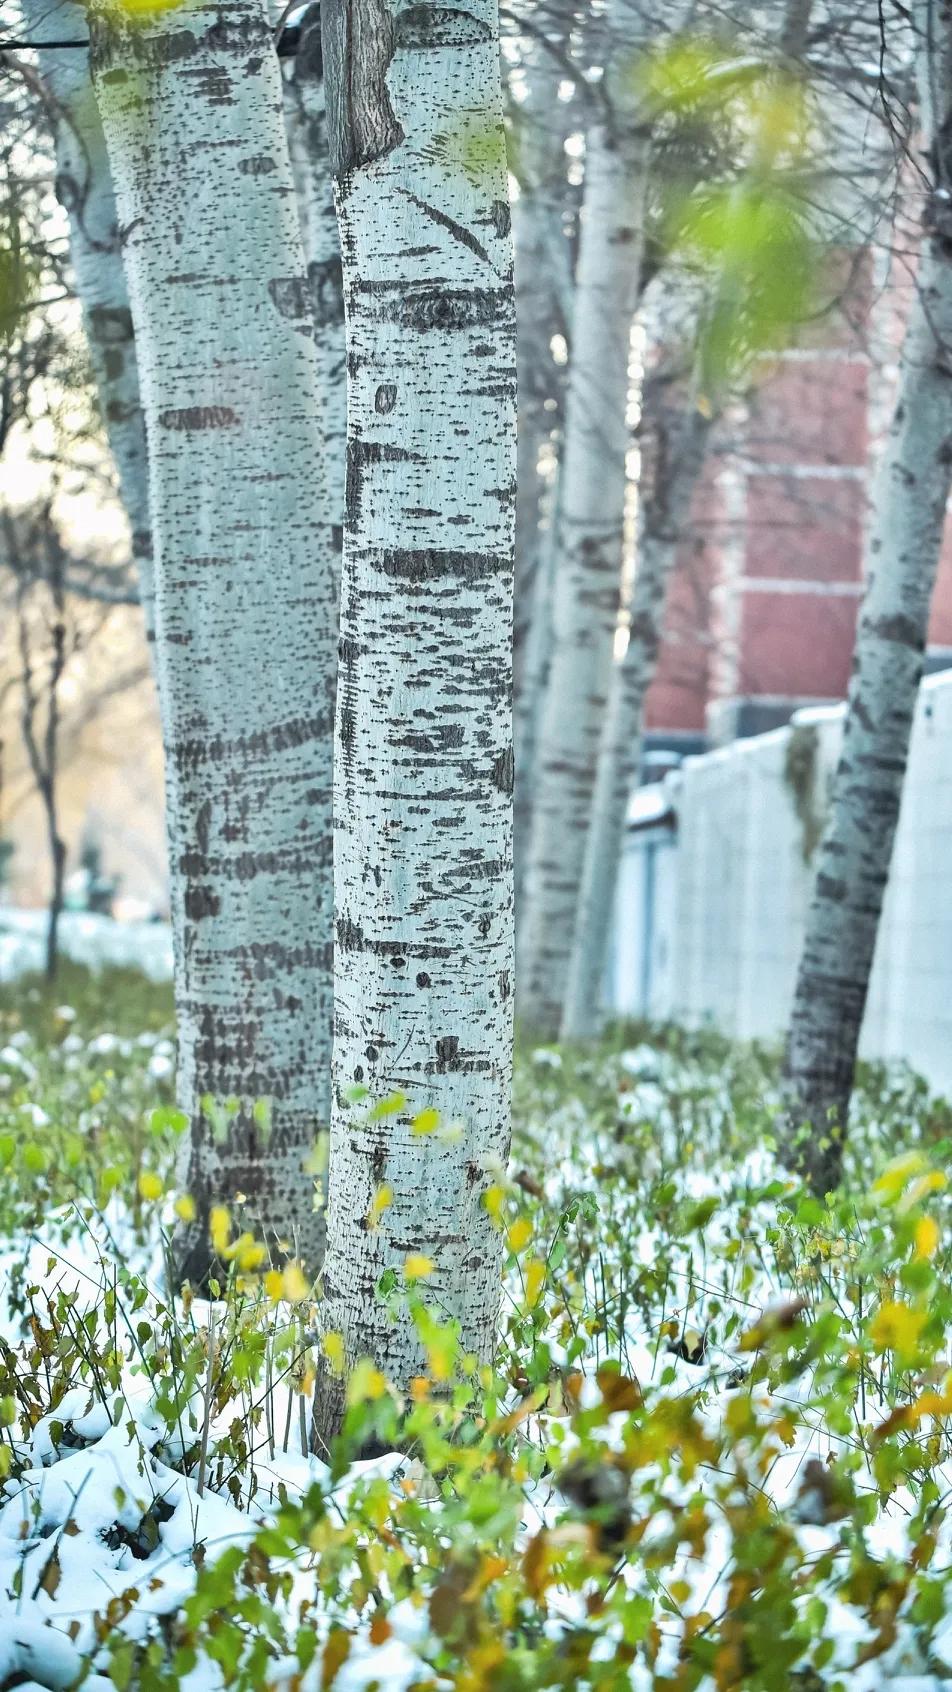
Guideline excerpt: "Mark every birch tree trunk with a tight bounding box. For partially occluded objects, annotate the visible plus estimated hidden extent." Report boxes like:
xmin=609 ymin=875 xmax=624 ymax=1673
xmin=562 ymin=382 xmax=711 ymax=1039
xmin=514 ymin=489 xmax=558 ymax=937
xmin=518 ymin=97 xmax=649 ymax=1037
xmin=783 ymin=0 xmax=952 ymax=1193
xmin=313 ymin=0 xmax=516 ymax=1445
xmin=22 ymin=0 xmax=154 ymax=638
xmin=89 ymin=0 xmax=336 ymax=1283
xmin=280 ymin=3 xmax=347 ymax=562
xmin=511 ymin=37 xmax=574 ymax=921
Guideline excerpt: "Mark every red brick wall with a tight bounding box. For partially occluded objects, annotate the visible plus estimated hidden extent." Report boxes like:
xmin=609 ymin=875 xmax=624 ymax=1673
xmin=645 ymin=245 xmax=952 ymax=743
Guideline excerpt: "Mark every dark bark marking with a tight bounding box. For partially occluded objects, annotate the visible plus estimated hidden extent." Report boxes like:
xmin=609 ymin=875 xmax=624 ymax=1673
xmin=239 ymin=154 xmax=278 ymax=175
xmin=337 ymin=915 xmax=450 ymax=961
xmin=268 ymin=277 xmax=312 ymax=322
xmin=87 ymin=304 xmax=134 ymax=346
xmin=394 ymin=5 xmax=491 ymax=47
xmin=491 ymin=199 xmax=511 ymax=239
xmin=196 ymin=799 xmax=212 ymax=855
xmin=369 ymin=546 xmax=502 ymax=582
xmin=371 ymin=282 xmax=511 ymax=332
xmin=492 ymin=745 xmax=514 ymax=795
xmin=185 ymin=885 xmax=221 ymax=920
xmin=308 ymin=257 xmax=346 ymax=327
xmin=345 ymin=438 xmax=424 ymax=525
xmin=866 ymin=612 xmax=924 ymax=649
xmin=321 ymin=0 xmax=404 ymax=177
xmin=397 ymin=723 xmax=465 ymax=752
xmin=171 ymin=711 xmax=332 ymax=769
xmin=435 ymin=1035 xmax=460 ymax=1070
xmin=396 ymin=187 xmax=494 ymax=267
xmin=296 ymin=3 xmax=324 ymax=79
xmin=375 ymin=382 xmax=397 ymax=414
xmin=158 ymin=406 xmax=239 ymax=432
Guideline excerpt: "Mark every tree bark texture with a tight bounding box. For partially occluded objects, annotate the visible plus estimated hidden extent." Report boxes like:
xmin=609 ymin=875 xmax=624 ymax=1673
xmin=280 ymin=3 xmax=347 ymax=566
xmin=518 ymin=101 xmax=649 ymax=1037
xmin=783 ymin=0 xmax=952 ymax=1192
xmin=511 ymin=34 xmax=574 ymax=923
xmin=23 ymin=0 xmax=155 ymax=639
xmin=561 ymin=383 xmax=711 ymax=1040
xmin=313 ymin=0 xmax=516 ymax=1444
xmin=89 ymin=0 xmax=336 ymax=1282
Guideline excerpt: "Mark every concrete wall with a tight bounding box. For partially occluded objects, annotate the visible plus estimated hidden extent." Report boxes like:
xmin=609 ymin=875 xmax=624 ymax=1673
xmin=612 ymin=669 xmax=952 ymax=1098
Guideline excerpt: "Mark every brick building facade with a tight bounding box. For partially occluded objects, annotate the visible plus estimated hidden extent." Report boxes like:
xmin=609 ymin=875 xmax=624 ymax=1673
xmin=644 ymin=252 xmax=952 ymax=758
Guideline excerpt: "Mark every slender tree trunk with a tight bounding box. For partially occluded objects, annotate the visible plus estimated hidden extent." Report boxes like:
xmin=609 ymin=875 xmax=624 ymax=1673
xmin=313 ymin=0 xmax=516 ymax=1445
xmin=562 ymin=382 xmax=711 ymax=1039
xmin=511 ymin=36 xmax=574 ymax=921
xmin=89 ymin=0 xmax=336 ymax=1283
xmin=783 ymin=0 xmax=952 ymax=1192
xmin=280 ymin=3 xmax=347 ymax=562
xmin=514 ymin=483 xmax=558 ymax=939
xmin=518 ymin=96 xmax=649 ymax=1036
xmin=22 ymin=0 xmax=155 ymax=640
xmin=14 ymin=559 xmax=67 ymax=986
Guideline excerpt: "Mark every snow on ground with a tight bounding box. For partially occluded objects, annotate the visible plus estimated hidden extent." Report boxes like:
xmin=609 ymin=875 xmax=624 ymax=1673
xmin=1 ymin=1029 xmax=951 ymax=1686
xmin=0 ymin=908 xmax=173 ymax=983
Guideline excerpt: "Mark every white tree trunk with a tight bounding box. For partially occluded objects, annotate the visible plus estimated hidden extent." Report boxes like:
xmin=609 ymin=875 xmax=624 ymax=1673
xmin=562 ymin=387 xmax=711 ymax=1039
xmin=514 ymin=478 xmax=558 ymax=934
xmin=511 ymin=38 xmax=574 ymax=921
xmin=22 ymin=0 xmax=154 ymax=638
xmin=784 ymin=0 xmax=952 ymax=1191
xmin=280 ymin=3 xmax=347 ymax=557
xmin=89 ymin=0 xmax=336 ymax=1282
xmin=518 ymin=105 xmax=649 ymax=1036
xmin=313 ymin=0 xmax=516 ymax=1443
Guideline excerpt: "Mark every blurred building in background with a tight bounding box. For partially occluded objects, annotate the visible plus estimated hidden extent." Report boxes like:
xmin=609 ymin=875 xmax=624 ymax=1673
xmin=644 ymin=249 xmax=952 ymax=768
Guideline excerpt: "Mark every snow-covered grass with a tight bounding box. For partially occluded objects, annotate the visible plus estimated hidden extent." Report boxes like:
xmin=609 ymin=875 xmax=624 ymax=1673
xmin=0 ymin=908 xmax=172 ymax=985
xmin=2 ymin=971 xmax=952 ymax=1689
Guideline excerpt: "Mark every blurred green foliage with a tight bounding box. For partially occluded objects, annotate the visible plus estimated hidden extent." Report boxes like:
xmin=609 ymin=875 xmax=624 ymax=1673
xmin=0 ymin=197 xmax=39 ymax=347
xmin=637 ymin=34 xmax=819 ymax=395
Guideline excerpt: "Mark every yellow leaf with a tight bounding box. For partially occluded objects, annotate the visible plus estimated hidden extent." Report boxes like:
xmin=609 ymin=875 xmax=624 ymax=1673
xmin=282 ymin=1262 xmax=310 ymax=1303
xmin=483 ymin=1184 xmax=506 ymax=1223
xmin=366 ymin=1183 xmax=393 ymax=1229
xmin=412 ymin=1107 xmax=441 ymax=1135
xmin=425 ymin=1332 xmax=456 ymax=1383
xmin=507 ymin=1217 xmax=533 ymax=1253
xmin=174 ymin=1193 xmax=196 ymax=1223
xmin=347 ymin=1358 xmax=387 ymax=1405
xmin=209 ymin=1205 xmax=231 ymax=1257
xmin=915 ymin=1216 xmax=940 ymax=1261
xmin=404 ymin=1253 xmax=434 ymax=1281
xmin=322 ymin=1331 xmax=346 ymax=1375
xmin=869 ymin=1299 xmax=927 ymax=1365
xmin=138 ymin=1171 xmax=163 ymax=1202
xmin=872 ymin=1151 xmax=927 ymax=1202
xmin=524 ymin=1258 xmax=546 ymax=1310
xmin=264 ymin=1269 xmax=283 ymax=1301
xmin=114 ymin=0 xmax=190 ymax=16
xmin=234 ymin=1234 xmax=266 ymax=1272
xmin=904 ymin=1171 xmax=948 ymax=1209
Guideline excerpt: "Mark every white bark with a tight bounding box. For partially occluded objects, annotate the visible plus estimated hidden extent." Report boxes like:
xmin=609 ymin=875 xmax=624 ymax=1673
xmin=313 ymin=0 xmax=516 ymax=1442
xmin=513 ymin=481 xmax=558 ymax=937
xmin=511 ymin=37 xmax=574 ymax=920
xmin=280 ymin=4 xmax=347 ymax=554
xmin=784 ymin=0 xmax=952 ymax=1191
xmin=89 ymin=0 xmax=336 ymax=1281
xmin=562 ymin=383 xmax=711 ymax=1039
xmin=518 ymin=99 xmax=650 ymax=1036
xmin=21 ymin=0 xmax=154 ymax=638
